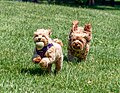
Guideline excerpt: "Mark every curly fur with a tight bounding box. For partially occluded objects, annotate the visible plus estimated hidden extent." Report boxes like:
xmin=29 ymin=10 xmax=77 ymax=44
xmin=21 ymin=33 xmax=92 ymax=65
xmin=32 ymin=29 xmax=63 ymax=73
xmin=68 ymin=20 xmax=92 ymax=61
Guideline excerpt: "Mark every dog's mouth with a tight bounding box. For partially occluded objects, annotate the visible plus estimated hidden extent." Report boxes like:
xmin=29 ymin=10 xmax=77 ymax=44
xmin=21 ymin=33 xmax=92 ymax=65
xmin=34 ymin=34 xmax=45 ymax=43
xmin=34 ymin=36 xmax=48 ymax=50
xmin=35 ymin=41 xmax=45 ymax=50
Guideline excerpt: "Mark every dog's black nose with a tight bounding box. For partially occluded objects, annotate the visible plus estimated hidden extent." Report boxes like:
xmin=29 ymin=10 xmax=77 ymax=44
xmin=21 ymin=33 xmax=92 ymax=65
xmin=75 ymin=43 xmax=78 ymax=46
xmin=38 ymin=38 xmax=41 ymax=41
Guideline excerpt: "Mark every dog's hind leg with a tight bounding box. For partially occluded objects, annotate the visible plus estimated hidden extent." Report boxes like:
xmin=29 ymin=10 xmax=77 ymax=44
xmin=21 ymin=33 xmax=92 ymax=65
xmin=54 ymin=57 xmax=63 ymax=74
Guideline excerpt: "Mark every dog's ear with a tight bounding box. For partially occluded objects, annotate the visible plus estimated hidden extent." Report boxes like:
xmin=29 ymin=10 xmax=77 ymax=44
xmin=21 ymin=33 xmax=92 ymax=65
xmin=71 ymin=20 xmax=79 ymax=31
xmin=47 ymin=29 xmax=52 ymax=36
xmin=84 ymin=23 xmax=92 ymax=32
xmin=84 ymin=24 xmax=92 ymax=42
xmin=72 ymin=20 xmax=79 ymax=25
xmin=33 ymin=31 xmax=37 ymax=38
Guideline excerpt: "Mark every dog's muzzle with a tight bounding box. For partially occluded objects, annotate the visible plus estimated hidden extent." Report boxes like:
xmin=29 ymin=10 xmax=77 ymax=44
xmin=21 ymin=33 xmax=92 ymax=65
xmin=71 ymin=39 xmax=86 ymax=50
xmin=71 ymin=41 xmax=83 ymax=50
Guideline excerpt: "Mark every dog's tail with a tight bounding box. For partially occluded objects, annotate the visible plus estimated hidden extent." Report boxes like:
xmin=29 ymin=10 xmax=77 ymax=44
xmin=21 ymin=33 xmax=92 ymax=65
xmin=53 ymin=38 xmax=63 ymax=47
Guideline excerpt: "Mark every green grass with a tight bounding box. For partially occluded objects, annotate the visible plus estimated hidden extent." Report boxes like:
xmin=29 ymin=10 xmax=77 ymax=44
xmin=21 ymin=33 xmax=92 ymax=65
xmin=0 ymin=1 xmax=120 ymax=93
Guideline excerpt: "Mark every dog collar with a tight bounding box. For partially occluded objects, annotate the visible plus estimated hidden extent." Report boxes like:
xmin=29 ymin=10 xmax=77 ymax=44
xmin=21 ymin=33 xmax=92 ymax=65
xmin=36 ymin=43 xmax=53 ymax=58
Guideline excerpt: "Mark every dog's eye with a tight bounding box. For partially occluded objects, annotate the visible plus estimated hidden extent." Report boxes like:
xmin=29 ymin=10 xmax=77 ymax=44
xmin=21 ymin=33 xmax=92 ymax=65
xmin=42 ymin=35 xmax=45 ymax=37
xmin=79 ymin=40 xmax=83 ymax=43
xmin=35 ymin=35 xmax=38 ymax=37
xmin=73 ymin=39 xmax=75 ymax=41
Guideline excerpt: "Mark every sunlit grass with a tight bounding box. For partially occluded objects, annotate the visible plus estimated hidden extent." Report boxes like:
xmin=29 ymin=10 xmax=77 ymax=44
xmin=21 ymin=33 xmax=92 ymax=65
xmin=0 ymin=1 xmax=120 ymax=93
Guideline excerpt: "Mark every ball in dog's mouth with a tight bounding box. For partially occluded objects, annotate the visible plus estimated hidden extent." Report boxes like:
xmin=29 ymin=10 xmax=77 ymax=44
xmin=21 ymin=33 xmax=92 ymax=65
xmin=36 ymin=42 xmax=44 ymax=49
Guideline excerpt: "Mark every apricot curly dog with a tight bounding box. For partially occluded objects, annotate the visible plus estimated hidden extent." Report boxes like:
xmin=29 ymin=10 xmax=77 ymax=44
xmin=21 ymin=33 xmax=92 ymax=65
xmin=32 ymin=29 xmax=63 ymax=73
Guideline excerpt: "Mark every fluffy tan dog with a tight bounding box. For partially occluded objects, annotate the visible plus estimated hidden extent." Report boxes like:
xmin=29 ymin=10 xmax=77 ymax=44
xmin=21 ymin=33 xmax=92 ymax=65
xmin=68 ymin=20 xmax=92 ymax=61
xmin=32 ymin=29 xmax=63 ymax=73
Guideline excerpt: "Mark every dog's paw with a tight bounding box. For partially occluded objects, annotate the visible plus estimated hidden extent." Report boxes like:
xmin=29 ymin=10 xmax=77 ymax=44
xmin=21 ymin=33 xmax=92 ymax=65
xmin=33 ymin=56 xmax=41 ymax=63
xmin=39 ymin=61 xmax=48 ymax=69
xmin=39 ymin=59 xmax=49 ymax=69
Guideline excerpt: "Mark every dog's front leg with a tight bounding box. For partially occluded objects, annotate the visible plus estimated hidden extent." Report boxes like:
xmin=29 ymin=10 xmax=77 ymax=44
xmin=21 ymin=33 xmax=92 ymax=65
xmin=39 ymin=58 xmax=49 ymax=68
xmin=32 ymin=55 xmax=41 ymax=63
xmin=67 ymin=48 xmax=74 ymax=62
xmin=39 ymin=47 xmax=56 ymax=72
xmin=39 ymin=57 xmax=53 ymax=73
xmin=45 ymin=47 xmax=56 ymax=64
xmin=32 ymin=48 xmax=41 ymax=63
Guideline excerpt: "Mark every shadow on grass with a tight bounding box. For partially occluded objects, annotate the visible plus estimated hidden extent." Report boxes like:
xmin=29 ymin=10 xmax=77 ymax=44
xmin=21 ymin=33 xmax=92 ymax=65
xmin=64 ymin=55 xmax=84 ymax=64
xmin=21 ymin=67 xmax=50 ymax=76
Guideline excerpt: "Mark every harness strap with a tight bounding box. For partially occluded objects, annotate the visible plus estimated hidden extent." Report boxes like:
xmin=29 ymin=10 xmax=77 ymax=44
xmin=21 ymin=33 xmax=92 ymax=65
xmin=36 ymin=43 xmax=53 ymax=58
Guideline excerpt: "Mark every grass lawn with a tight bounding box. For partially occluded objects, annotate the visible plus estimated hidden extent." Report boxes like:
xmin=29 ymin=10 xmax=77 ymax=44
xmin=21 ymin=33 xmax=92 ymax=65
xmin=0 ymin=1 xmax=120 ymax=93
